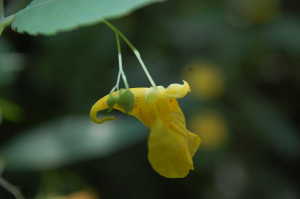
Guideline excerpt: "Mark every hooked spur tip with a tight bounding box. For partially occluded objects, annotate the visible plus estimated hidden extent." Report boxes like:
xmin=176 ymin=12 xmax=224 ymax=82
xmin=91 ymin=116 xmax=116 ymax=124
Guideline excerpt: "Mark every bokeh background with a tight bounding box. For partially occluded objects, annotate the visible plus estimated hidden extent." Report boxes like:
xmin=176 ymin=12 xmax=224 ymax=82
xmin=1 ymin=0 xmax=300 ymax=198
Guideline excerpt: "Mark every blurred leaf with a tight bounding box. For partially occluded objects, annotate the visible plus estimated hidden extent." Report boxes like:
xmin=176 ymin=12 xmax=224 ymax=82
xmin=262 ymin=15 xmax=300 ymax=53
xmin=0 ymin=53 xmax=25 ymax=87
xmin=228 ymin=83 xmax=300 ymax=158
xmin=0 ymin=108 xmax=2 ymax=125
xmin=11 ymin=0 xmax=165 ymax=35
xmin=0 ymin=114 xmax=148 ymax=171
xmin=0 ymin=97 xmax=24 ymax=123
xmin=247 ymin=162 xmax=299 ymax=199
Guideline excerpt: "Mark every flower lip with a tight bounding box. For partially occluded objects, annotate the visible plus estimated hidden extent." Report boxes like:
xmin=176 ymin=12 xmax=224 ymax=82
xmin=145 ymin=81 xmax=191 ymax=104
xmin=164 ymin=80 xmax=191 ymax=99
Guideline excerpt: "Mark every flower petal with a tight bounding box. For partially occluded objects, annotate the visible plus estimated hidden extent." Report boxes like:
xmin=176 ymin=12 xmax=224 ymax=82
xmin=164 ymin=80 xmax=191 ymax=99
xmin=148 ymin=108 xmax=201 ymax=178
xmin=90 ymin=88 xmax=156 ymax=128
xmin=90 ymin=94 xmax=115 ymax=124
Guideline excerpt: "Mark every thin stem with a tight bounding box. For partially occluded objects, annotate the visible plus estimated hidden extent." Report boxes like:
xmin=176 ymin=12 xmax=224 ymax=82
xmin=102 ymin=19 xmax=157 ymax=90
xmin=110 ymin=69 xmax=121 ymax=94
xmin=0 ymin=0 xmax=4 ymax=19
xmin=116 ymin=67 xmax=121 ymax=91
xmin=115 ymin=32 xmax=129 ymax=90
xmin=133 ymin=49 xmax=157 ymax=89
xmin=0 ymin=177 xmax=26 ymax=199
xmin=102 ymin=19 xmax=135 ymax=50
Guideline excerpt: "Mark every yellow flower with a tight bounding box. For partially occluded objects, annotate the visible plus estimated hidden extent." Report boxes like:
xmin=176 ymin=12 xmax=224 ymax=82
xmin=90 ymin=81 xmax=201 ymax=178
xmin=190 ymin=110 xmax=229 ymax=150
xmin=182 ymin=61 xmax=225 ymax=101
xmin=51 ymin=189 xmax=99 ymax=199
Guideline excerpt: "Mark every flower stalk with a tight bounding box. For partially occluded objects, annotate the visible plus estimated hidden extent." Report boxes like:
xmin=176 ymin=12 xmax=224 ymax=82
xmin=0 ymin=0 xmax=15 ymax=36
xmin=102 ymin=19 xmax=157 ymax=90
xmin=115 ymin=32 xmax=129 ymax=90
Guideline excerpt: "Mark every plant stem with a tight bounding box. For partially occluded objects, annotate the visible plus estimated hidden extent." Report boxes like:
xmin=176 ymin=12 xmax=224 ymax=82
xmin=0 ymin=0 xmax=15 ymax=36
xmin=115 ymin=32 xmax=129 ymax=90
xmin=132 ymin=49 xmax=157 ymax=89
xmin=110 ymin=69 xmax=121 ymax=94
xmin=102 ymin=19 xmax=157 ymax=89
xmin=0 ymin=177 xmax=26 ymax=199
xmin=0 ymin=161 xmax=25 ymax=199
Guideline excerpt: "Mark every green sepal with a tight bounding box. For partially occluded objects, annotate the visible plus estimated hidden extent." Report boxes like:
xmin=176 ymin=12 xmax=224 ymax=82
xmin=118 ymin=88 xmax=135 ymax=114
xmin=106 ymin=94 xmax=117 ymax=113
xmin=116 ymin=88 xmax=124 ymax=108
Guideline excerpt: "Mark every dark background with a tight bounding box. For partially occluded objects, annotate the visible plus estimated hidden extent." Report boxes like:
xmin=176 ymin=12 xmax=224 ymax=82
xmin=1 ymin=0 xmax=300 ymax=198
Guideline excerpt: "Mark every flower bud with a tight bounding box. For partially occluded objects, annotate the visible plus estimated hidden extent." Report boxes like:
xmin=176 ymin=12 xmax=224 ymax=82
xmin=118 ymin=88 xmax=135 ymax=114
xmin=106 ymin=94 xmax=117 ymax=113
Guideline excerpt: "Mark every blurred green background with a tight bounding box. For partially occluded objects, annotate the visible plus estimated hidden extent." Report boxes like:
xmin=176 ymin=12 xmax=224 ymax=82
xmin=1 ymin=0 xmax=300 ymax=198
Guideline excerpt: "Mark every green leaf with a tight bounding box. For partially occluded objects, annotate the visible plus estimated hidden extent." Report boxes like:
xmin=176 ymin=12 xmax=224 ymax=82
xmin=11 ymin=0 xmax=164 ymax=36
xmin=261 ymin=15 xmax=300 ymax=53
xmin=0 ymin=97 xmax=24 ymax=123
xmin=0 ymin=115 xmax=148 ymax=171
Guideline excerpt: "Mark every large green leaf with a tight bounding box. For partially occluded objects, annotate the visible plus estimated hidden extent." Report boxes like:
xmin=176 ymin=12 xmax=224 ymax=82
xmin=0 ymin=114 xmax=148 ymax=171
xmin=11 ymin=0 xmax=164 ymax=35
